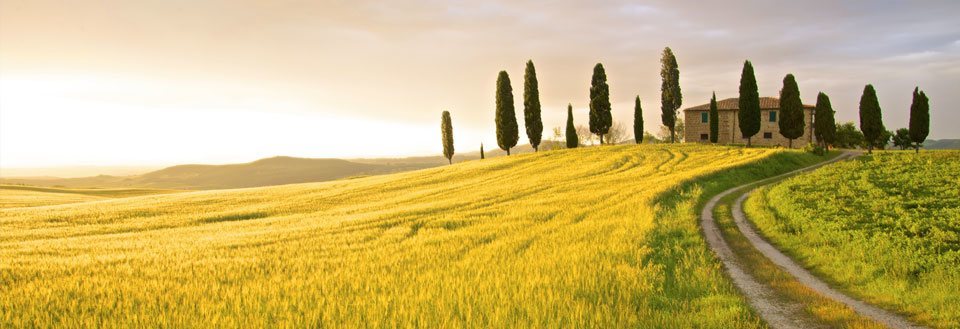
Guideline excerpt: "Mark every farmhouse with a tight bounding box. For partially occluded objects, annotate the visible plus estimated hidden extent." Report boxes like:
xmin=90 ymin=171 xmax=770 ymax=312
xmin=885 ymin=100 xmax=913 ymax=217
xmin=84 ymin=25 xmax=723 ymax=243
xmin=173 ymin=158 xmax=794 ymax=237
xmin=683 ymin=97 xmax=815 ymax=147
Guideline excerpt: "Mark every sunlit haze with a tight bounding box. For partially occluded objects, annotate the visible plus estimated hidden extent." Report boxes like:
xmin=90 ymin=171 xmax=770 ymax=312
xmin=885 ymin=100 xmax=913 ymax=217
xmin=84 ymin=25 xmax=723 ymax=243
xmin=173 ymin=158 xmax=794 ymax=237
xmin=2 ymin=0 xmax=958 ymax=168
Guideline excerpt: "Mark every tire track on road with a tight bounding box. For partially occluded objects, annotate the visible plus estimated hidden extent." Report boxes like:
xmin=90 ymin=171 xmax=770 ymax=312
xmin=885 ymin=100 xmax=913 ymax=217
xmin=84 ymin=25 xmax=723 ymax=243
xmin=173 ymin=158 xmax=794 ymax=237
xmin=700 ymin=151 xmax=923 ymax=329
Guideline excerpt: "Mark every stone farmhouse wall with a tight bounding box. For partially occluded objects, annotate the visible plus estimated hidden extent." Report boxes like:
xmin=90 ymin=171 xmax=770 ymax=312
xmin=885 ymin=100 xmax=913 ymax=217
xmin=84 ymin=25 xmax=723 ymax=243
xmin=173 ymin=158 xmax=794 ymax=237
xmin=684 ymin=108 xmax=815 ymax=147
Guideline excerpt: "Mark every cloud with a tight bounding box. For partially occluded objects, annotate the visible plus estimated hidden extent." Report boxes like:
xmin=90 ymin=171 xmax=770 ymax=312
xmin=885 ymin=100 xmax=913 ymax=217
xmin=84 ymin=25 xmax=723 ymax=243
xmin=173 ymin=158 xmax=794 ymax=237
xmin=882 ymin=51 xmax=943 ymax=62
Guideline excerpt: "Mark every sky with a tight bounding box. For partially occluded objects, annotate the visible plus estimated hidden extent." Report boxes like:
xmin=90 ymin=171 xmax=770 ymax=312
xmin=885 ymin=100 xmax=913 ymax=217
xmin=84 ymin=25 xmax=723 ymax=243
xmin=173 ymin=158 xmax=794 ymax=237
xmin=1 ymin=0 xmax=958 ymax=169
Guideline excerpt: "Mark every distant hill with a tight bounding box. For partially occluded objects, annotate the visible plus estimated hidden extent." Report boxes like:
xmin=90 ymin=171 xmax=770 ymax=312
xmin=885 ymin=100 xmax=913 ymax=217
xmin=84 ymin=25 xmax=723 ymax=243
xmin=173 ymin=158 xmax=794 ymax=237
xmin=0 ymin=142 xmax=568 ymax=190
xmin=924 ymin=139 xmax=960 ymax=150
xmin=351 ymin=141 xmax=562 ymax=166
xmin=0 ymin=165 xmax=161 ymax=178
xmin=0 ymin=156 xmax=438 ymax=190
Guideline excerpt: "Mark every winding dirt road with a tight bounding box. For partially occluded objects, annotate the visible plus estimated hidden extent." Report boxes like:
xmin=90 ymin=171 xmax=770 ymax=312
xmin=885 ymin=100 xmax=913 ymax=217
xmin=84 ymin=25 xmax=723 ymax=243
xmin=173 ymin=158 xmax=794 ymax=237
xmin=701 ymin=152 xmax=926 ymax=329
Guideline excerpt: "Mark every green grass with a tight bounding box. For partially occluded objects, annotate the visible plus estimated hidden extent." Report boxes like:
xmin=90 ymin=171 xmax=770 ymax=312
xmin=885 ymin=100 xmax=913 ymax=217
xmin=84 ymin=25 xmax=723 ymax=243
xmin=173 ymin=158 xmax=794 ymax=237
xmin=2 ymin=144 xmax=826 ymax=328
xmin=710 ymin=175 xmax=882 ymax=329
xmin=745 ymin=150 xmax=960 ymax=328
xmin=0 ymin=185 xmax=181 ymax=208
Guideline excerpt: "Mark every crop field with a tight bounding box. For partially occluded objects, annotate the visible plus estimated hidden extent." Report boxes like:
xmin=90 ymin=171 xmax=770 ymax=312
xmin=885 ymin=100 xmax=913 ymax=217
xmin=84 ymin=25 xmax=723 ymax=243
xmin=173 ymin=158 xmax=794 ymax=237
xmin=745 ymin=151 xmax=960 ymax=328
xmin=1 ymin=144 xmax=826 ymax=328
xmin=0 ymin=185 xmax=181 ymax=209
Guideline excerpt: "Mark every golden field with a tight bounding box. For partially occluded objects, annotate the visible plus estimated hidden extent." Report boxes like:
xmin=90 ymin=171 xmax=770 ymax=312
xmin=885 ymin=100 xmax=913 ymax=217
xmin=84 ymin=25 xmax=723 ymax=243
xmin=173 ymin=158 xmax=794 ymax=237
xmin=0 ymin=185 xmax=180 ymax=209
xmin=1 ymin=144 xmax=826 ymax=328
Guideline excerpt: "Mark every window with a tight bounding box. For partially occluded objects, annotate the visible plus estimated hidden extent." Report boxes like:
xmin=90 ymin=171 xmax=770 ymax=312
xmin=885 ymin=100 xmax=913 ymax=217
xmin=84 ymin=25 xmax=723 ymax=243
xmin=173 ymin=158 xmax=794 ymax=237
xmin=700 ymin=133 xmax=709 ymax=140
xmin=701 ymin=112 xmax=708 ymax=123
xmin=769 ymin=111 xmax=777 ymax=122
xmin=763 ymin=132 xmax=773 ymax=139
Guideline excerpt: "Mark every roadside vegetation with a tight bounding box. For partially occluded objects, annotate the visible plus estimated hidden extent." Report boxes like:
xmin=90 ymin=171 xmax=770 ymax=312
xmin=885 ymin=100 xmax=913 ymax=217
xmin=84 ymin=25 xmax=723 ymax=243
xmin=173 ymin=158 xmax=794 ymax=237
xmin=745 ymin=151 xmax=960 ymax=328
xmin=711 ymin=183 xmax=884 ymax=328
xmin=2 ymin=145 xmax=825 ymax=328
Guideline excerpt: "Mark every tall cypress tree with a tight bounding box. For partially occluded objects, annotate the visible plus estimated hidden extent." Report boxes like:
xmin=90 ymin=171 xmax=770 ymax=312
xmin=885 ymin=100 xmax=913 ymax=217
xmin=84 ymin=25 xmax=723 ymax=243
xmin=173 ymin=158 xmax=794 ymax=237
xmin=738 ymin=60 xmax=760 ymax=146
xmin=440 ymin=111 xmax=454 ymax=164
xmin=495 ymin=71 xmax=519 ymax=155
xmin=814 ymin=92 xmax=836 ymax=150
xmin=660 ymin=47 xmax=682 ymax=143
xmin=909 ymin=87 xmax=930 ymax=153
xmin=566 ymin=104 xmax=579 ymax=148
xmin=523 ymin=60 xmax=543 ymax=151
xmin=859 ymin=84 xmax=885 ymax=154
xmin=480 ymin=143 xmax=485 ymax=159
xmin=633 ymin=96 xmax=644 ymax=144
xmin=708 ymin=92 xmax=719 ymax=143
xmin=589 ymin=63 xmax=612 ymax=144
xmin=778 ymin=74 xmax=804 ymax=148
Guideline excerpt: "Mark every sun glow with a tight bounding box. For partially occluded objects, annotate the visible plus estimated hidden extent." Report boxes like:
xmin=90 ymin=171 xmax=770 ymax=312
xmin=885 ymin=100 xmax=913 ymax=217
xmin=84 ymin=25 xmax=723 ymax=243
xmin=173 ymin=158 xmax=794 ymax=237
xmin=0 ymin=74 xmax=474 ymax=168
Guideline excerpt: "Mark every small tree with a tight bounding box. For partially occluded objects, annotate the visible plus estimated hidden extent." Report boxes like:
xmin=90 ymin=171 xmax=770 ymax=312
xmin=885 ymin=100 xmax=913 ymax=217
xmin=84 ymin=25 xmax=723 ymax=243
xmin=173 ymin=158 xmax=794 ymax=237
xmin=660 ymin=47 xmax=682 ymax=143
xmin=565 ymin=104 xmax=578 ymax=148
xmin=523 ymin=60 xmax=543 ymax=151
xmin=602 ymin=122 xmax=628 ymax=144
xmin=643 ymin=131 xmax=660 ymax=143
xmin=738 ymin=60 xmax=761 ymax=146
xmin=633 ymin=96 xmax=644 ymax=144
xmin=576 ymin=125 xmax=595 ymax=145
xmin=658 ymin=118 xmax=685 ymax=143
xmin=859 ymin=84 xmax=885 ymax=154
xmin=495 ymin=71 xmax=519 ymax=155
xmin=909 ymin=87 xmax=930 ymax=153
xmin=675 ymin=118 xmax=685 ymax=142
xmin=814 ymin=92 xmax=837 ymax=150
xmin=440 ymin=111 xmax=454 ymax=164
xmin=709 ymin=92 xmax=719 ymax=143
xmin=835 ymin=122 xmax=864 ymax=149
xmin=778 ymin=74 xmax=805 ymax=148
xmin=589 ymin=63 xmax=612 ymax=144
xmin=480 ymin=143 xmax=485 ymax=159
xmin=892 ymin=128 xmax=912 ymax=150
xmin=867 ymin=129 xmax=893 ymax=150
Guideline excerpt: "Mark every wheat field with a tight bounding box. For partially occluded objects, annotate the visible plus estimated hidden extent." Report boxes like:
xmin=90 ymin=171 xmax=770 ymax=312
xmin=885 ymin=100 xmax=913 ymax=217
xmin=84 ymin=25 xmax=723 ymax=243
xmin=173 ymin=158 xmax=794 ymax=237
xmin=0 ymin=185 xmax=180 ymax=209
xmin=1 ymin=144 xmax=824 ymax=328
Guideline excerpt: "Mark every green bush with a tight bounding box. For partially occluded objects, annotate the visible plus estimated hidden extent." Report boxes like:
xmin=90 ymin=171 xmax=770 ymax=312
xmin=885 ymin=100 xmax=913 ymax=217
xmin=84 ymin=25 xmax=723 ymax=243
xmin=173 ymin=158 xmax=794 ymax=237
xmin=803 ymin=142 xmax=826 ymax=156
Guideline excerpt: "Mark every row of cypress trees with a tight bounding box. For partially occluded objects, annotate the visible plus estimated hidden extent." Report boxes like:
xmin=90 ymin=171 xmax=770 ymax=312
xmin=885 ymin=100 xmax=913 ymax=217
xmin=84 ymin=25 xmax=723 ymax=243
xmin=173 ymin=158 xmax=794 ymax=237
xmin=441 ymin=52 xmax=932 ymax=164
xmin=733 ymin=62 xmax=810 ymax=148
xmin=716 ymin=60 xmax=930 ymax=154
xmin=497 ymin=61 xmax=619 ymax=155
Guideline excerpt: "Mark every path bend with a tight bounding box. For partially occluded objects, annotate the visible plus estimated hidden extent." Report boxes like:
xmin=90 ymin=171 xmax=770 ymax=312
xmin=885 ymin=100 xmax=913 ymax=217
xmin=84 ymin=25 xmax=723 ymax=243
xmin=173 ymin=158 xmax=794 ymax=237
xmin=701 ymin=151 xmax=926 ymax=329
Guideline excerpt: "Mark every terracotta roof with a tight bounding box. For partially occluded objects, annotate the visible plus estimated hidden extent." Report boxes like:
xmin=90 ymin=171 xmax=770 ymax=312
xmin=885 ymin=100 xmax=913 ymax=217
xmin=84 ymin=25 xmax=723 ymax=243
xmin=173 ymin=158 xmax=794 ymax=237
xmin=683 ymin=97 xmax=814 ymax=111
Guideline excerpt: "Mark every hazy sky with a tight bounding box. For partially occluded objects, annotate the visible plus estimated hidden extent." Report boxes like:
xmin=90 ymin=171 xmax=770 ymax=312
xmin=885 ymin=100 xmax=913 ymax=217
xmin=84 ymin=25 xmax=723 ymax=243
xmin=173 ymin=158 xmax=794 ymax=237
xmin=2 ymin=0 xmax=958 ymax=168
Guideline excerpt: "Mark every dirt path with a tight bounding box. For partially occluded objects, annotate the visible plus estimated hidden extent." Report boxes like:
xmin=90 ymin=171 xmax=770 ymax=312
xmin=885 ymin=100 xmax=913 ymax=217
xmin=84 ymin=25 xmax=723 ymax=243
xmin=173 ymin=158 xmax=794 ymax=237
xmin=702 ymin=151 xmax=926 ymax=329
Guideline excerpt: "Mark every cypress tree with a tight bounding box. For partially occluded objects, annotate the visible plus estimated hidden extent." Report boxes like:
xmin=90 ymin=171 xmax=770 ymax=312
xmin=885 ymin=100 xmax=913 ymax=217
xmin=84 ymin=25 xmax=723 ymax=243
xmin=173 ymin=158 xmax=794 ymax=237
xmin=909 ymin=87 xmax=930 ymax=153
xmin=566 ymin=104 xmax=578 ymax=148
xmin=859 ymin=84 xmax=885 ymax=154
xmin=738 ymin=60 xmax=760 ymax=146
xmin=440 ymin=111 xmax=454 ymax=164
xmin=660 ymin=47 xmax=682 ymax=143
xmin=633 ymin=96 xmax=644 ymax=144
xmin=480 ymin=143 xmax=485 ymax=159
xmin=495 ymin=71 xmax=519 ymax=155
xmin=589 ymin=63 xmax=612 ymax=144
xmin=523 ymin=60 xmax=543 ymax=152
xmin=778 ymin=74 xmax=804 ymax=148
xmin=814 ymin=92 xmax=836 ymax=150
xmin=709 ymin=92 xmax=719 ymax=143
